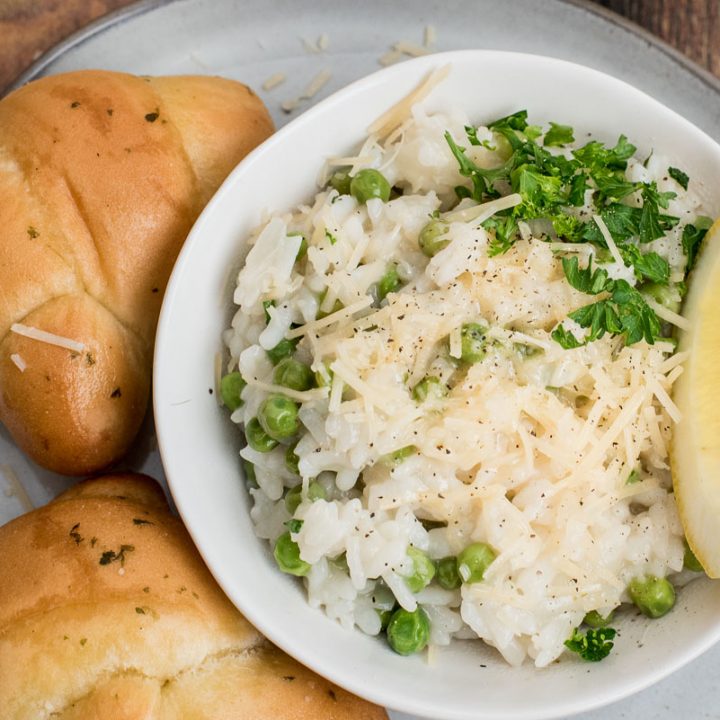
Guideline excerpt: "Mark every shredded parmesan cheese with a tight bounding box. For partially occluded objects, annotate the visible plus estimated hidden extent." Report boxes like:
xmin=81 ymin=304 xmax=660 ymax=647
xmin=644 ymin=296 xmax=691 ymax=330
xmin=442 ymin=193 xmax=523 ymax=224
xmin=10 ymin=353 xmax=26 ymax=372
xmin=424 ymin=24 xmax=437 ymax=47
xmin=368 ymin=65 xmax=450 ymax=139
xmin=10 ymin=323 xmax=85 ymax=353
xmin=244 ymin=379 xmax=328 ymax=403
xmin=281 ymin=97 xmax=301 ymax=113
xmin=286 ymin=297 xmax=373 ymax=339
xmin=378 ymin=49 xmax=404 ymax=67
xmin=592 ymin=214 xmax=625 ymax=267
xmin=1 ymin=464 xmax=34 ymax=512
xmin=302 ymin=69 xmax=332 ymax=99
xmin=262 ymin=73 xmax=286 ymax=91
xmin=394 ymin=41 xmax=430 ymax=58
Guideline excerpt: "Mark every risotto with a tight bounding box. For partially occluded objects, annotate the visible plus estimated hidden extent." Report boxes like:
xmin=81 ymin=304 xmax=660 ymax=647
xmin=221 ymin=82 xmax=711 ymax=667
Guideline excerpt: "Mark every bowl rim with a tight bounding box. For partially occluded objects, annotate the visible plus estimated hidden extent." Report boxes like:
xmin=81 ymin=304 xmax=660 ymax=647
xmin=155 ymin=49 xmax=720 ymax=720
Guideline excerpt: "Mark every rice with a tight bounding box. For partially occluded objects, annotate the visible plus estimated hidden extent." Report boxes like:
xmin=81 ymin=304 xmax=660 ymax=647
xmin=223 ymin=94 xmax=708 ymax=666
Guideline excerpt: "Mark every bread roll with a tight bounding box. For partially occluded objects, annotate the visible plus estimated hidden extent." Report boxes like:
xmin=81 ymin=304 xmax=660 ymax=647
xmin=0 ymin=474 xmax=387 ymax=720
xmin=0 ymin=71 xmax=273 ymax=474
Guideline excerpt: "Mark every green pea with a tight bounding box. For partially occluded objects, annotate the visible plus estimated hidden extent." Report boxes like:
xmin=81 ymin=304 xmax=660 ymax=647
xmin=258 ymin=394 xmax=300 ymax=440
xmin=273 ymin=358 xmax=315 ymax=392
xmin=350 ymin=169 xmax=391 ymax=204
xmin=457 ymin=542 xmax=496 ymax=584
xmin=403 ymin=546 xmax=436 ymax=593
xmin=683 ymin=541 xmax=705 ymax=573
xmin=459 ymin=322 xmax=488 ymax=364
xmin=284 ymin=486 xmax=302 ymax=514
xmin=284 ymin=481 xmax=326 ymax=514
xmin=273 ymin=531 xmax=310 ymax=576
xmin=285 ymin=442 xmax=300 ymax=475
xmin=377 ymin=264 xmax=401 ymax=302
xmin=308 ymin=481 xmax=327 ymax=501
xmin=418 ymin=218 xmax=450 ymax=257
xmin=583 ymin=610 xmax=614 ymax=628
xmin=245 ymin=417 xmax=278 ymax=453
xmin=241 ymin=458 xmax=257 ymax=486
xmin=628 ymin=575 xmax=676 ymax=618
xmin=435 ymin=556 xmax=461 ymax=590
xmin=219 ymin=372 xmax=246 ymax=411
xmin=386 ymin=607 xmax=430 ymax=655
xmin=288 ymin=231 xmax=308 ymax=261
xmin=642 ymin=282 xmax=681 ymax=313
xmin=328 ymin=169 xmax=352 ymax=195
xmin=266 ymin=337 xmax=299 ymax=365
xmin=412 ymin=376 xmax=447 ymax=403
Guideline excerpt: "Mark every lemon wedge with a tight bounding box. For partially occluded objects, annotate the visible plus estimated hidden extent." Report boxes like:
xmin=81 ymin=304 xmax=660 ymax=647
xmin=672 ymin=219 xmax=720 ymax=578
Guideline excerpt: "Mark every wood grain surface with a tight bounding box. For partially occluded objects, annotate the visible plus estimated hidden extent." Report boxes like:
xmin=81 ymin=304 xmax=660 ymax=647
xmin=0 ymin=0 xmax=719 ymax=93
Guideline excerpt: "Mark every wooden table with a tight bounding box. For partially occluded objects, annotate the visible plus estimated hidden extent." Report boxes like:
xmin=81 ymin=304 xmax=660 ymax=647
xmin=0 ymin=0 xmax=718 ymax=93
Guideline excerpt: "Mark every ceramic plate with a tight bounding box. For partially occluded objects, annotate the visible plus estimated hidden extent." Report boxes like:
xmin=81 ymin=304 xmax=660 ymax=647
xmin=3 ymin=3 xmax=720 ymax=719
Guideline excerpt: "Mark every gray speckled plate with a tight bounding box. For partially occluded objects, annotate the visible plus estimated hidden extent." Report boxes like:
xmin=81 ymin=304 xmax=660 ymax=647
xmin=3 ymin=2 xmax=720 ymax=718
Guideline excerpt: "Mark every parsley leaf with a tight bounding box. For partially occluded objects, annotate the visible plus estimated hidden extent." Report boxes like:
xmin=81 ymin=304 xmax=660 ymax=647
xmin=555 ymin=260 xmax=661 ymax=346
xmin=682 ymin=217 xmax=712 ymax=272
xmin=668 ymin=166 xmax=689 ymax=191
xmin=572 ymin=135 xmax=637 ymax=172
xmin=565 ymin=626 xmax=617 ymax=662
xmin=465 ymin=125 xmax=496 ymax=151
xmin=464 ymin=125 xmax=481 ymax=146
xmin=488 ymin=109 xmax=529 ymax=132
xmin=445 ymin=131 xmax=514 ymax=199
xmin=543 ymin=122 xmax=575 ymax=147
xmin=560 ymin=256 xmax=610 ymax=295
xmin=639 ymin=183 xmax=678 ymax=243
xmin=483 ymin=214 xmax=519 ymax=256
xmin=618 ymin=245 xmax=670 ymax=285
xmin=551 ymin=325 xmax=584 ymax=349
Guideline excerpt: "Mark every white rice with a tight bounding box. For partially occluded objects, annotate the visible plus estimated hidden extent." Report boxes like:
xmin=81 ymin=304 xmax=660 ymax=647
xmin=223 ymin=100 xmax=705 ymax=666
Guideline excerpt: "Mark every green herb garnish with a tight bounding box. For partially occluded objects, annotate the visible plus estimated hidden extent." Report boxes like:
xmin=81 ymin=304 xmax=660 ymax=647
xmin=543 ymin=122 xmax=575 ymax=147
xmin=285 ymin=519 xmax=304 ymax=534
xmin=668 ymin=166 xmax=689 ymax=191
xmin=565 ymin=626 xmax=617 ymax=662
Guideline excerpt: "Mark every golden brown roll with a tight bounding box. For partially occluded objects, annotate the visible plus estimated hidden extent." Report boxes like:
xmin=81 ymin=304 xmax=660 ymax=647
xmin=0 ymin=70 xmax=273 ymax=474
xmin=0 ymin=473 xmax=387 ymax=720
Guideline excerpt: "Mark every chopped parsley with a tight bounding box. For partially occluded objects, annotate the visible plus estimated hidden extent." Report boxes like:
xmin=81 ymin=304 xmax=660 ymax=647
xmin=443 ymin=112 xmax=697 ymax=348
xmin=682 ymin=217 xmax=712 ymax=271
xmin=285 ymin=518 xmax=304 ymax=534
xmin=543 ymin=122 xmax=575 ymax=147
xmin=565 ymin=626 xmax=617 ymax=662
xmin=99 ymin=544 xmax=135 ymax=566
xmin=668 ymin=166 xmax=689 ymax=190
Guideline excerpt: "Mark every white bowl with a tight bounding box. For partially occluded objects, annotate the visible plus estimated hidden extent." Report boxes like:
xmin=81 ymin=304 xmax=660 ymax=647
xmin=154 ymin=51 xmax=720 ymax=720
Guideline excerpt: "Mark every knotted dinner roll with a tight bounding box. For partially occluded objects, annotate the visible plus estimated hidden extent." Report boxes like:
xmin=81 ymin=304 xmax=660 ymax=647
xmin=0 ymin=70 xmax=273 ymax=474
xmin=0 ymin=474 xmax=387 ymax=720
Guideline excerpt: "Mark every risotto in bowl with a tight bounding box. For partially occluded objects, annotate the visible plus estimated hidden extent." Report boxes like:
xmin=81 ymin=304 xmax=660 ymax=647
xmin=155 ymin=51 xmax=720 ymax=719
